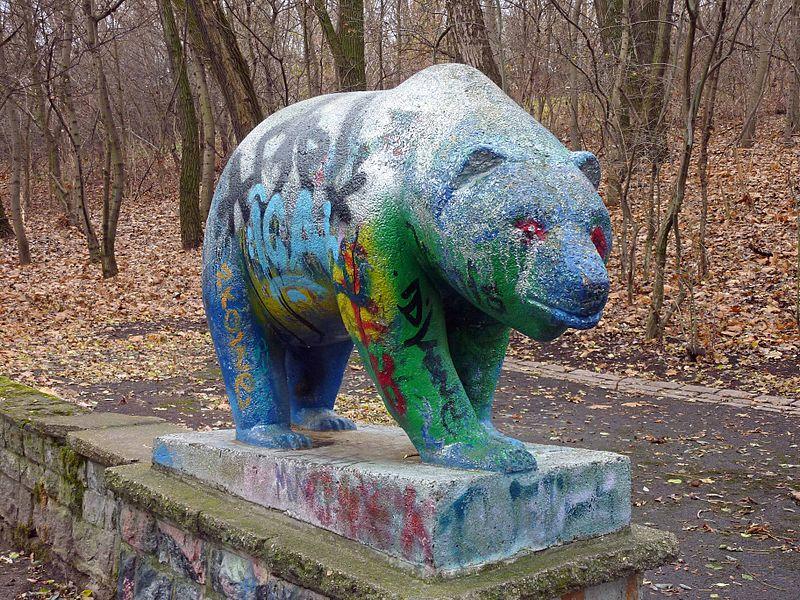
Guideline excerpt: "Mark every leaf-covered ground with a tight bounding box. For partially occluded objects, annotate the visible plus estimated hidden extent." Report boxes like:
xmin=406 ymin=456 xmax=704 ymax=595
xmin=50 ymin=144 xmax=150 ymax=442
xmin=1 ymin=118 xmax=798 ymax=402
xmin=0 ymin=539 xmax=93 ymax=599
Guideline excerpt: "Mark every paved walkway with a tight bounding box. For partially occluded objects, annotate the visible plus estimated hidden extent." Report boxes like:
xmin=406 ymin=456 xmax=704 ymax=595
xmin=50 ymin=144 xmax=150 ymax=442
xmin=504 ymin=358 xmax=800 ymax=418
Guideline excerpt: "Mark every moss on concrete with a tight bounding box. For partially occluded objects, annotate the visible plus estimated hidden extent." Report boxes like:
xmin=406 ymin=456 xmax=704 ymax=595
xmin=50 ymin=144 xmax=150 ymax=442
xmin=59 ymin=446 xmax=86 ymax=513
xmin=0 ymin=377 xmax=86 ymax=434
xmin=67 ymin=422 xmax=188 ymax=467
xmin=107 ymin=463 xmax=678 ymax=600
xmin=1 ymin=376 xmax=166 ymax=441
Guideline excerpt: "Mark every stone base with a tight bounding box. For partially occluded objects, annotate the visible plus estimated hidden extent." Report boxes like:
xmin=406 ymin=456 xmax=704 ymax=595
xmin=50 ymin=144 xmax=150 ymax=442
xmin=152 ymin=426 xmax=631 ymax=575
xmin=107 ymin=463 xmax=675 ymax=599
xmin=0 ymin=377 xmax=676 ymax=599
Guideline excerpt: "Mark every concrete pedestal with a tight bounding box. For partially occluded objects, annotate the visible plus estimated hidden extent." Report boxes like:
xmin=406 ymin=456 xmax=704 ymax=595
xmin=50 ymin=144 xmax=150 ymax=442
xmin=152 ymin=426 xmax=631 ymax=575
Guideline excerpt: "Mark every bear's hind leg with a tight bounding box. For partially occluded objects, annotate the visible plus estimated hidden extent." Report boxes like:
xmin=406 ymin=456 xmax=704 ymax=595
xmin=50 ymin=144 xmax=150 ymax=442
xmin=203 ymin=254 xmax=311 ymax=450
xmin=286 ymin=340 xmax=357 ymax=431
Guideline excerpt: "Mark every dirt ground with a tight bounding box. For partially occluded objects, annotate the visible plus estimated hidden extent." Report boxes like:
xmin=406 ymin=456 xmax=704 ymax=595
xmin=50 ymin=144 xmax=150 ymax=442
xmin=0 ymin=537 xmax=90 ymax=599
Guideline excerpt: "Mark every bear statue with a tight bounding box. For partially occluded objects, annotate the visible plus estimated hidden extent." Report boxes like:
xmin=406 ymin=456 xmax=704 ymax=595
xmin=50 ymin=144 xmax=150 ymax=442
xmin=202 ymin=64 xmax=612 ymax=474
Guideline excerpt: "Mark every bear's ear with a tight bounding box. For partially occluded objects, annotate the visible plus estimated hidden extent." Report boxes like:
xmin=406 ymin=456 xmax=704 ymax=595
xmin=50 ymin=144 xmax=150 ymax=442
xmin=571 ymin=151 xmax=601 ymax=190
xmin=452 ymin=147 xmax=505 ymax=189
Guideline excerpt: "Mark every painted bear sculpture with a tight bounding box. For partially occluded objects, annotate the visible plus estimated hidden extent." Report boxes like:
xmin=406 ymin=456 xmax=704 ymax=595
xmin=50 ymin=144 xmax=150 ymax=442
xmin=202 ymin=64 xmax=612 ymax=473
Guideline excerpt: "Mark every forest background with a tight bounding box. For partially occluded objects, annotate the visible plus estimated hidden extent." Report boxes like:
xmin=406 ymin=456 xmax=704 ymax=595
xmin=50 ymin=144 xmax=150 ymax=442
xmin=0 ymin=0 xmax=799 ymax=406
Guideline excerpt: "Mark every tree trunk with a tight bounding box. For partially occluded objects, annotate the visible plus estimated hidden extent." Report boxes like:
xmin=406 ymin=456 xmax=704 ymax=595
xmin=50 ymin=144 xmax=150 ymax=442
xmin=738 ymin=0 xmax=775 ymax=148
xmin=313 ymin=0 xmax=367 ymax=92
xmin=189 ymin=45 xmax=216 ymax=220
xmin=567 ymin=0 xmax=584 ymax=149
xmin=159 ymin=0 xmax=203 ymax=249
xmin=180 ymin=0 xmax=263 ymax=141
xmin=82 ymin=0 xmax=124 ymax=278
xmin=55 ymin=5 xmax=101 ymax=261
xmin=447 ymin=0 xmax=502 ymax=87
xmin=697 ymin=43 xmax=723 ymax=278
xmin=483 ymin=0 xmax=506 ymax=91
xmin=394 ymin=0 xmax=404 ymax=85
xmin=604 ymin=0 xmax=633 ymax=210
xmin=300 ymin=1 xmax=321 ymax=97
xmin=377 ymin=0 xmax=385 ymax=90
xmin=7 ymin=104 xmax=31 ymax=266
xmin=786 ymin=0 xmax=800 ymax=138
xmin=22 ymin=112 xmax=31 ymax=213
xmin=109 ymin=22 xmax=128 ymax=170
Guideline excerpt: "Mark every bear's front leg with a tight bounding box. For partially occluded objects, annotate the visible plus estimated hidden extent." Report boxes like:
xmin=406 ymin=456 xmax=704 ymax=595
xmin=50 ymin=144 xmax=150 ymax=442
xmin=202 ymin=249 xmax=311 ymax=450
xmin=445 ymin=308 xmax=523 ymax=447
xmin=335 ymin=231 xmax=535 ymax=473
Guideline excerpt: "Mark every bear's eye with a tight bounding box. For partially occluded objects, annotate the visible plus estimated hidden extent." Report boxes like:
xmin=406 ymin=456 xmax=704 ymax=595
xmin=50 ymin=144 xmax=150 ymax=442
xmin=452 ymin=148 xmax=505 ymax=189
xmin=591 ymin=226 xmax=608 ymax=260
xmin=514 ymin=218 xmax=546 ymax=244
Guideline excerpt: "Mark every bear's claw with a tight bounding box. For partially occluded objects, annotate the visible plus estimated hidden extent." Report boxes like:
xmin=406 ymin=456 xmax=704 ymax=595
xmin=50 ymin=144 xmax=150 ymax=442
xmin=293 ymin=409 xmax=357 ymax=432
xmin=236 ymin=425 xmax=312 ymax=450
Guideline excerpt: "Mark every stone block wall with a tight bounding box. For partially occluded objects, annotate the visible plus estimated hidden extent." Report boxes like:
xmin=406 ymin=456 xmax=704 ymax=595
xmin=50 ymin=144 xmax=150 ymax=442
xmin=116 ymin=505 xmax=324 ymax=599
xmin=0 ymin=377 xmax=179 ymax=598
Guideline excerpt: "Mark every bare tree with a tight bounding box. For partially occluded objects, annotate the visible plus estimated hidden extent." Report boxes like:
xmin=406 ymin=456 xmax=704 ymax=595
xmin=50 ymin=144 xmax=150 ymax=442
xmin=787 ymin=0 xmax=800 ymax=138
xmin=646 ymin=0 xmax=752 ymax=338
xmin=22 ymin=0 xmax=71 ymax=224
xmin=696 ymin=40 xmax=723 ymax=279
xmin=313 ymin=0 xmax=367 ymax=91
xmin=48 ymin=4 xmax=101 ymax=262
xmin=595 ymin=0 xmax=675 ymax=208
xmin=189 ymin=45 xmax=216 ymax=219
xmin=394 ymin=0 xmax=405 ymax=85
xmin=180 ymin=0 xmax=263 ymax=141
xmin=738 ymin=0 xmax=776 ymax=148
xmin=8 ymin=104 xmax=31 ymax=265
xmin=81 ymin=0 xmax=126 ymax=278
xmin=159 ymin=0 xmax=202 ymax=249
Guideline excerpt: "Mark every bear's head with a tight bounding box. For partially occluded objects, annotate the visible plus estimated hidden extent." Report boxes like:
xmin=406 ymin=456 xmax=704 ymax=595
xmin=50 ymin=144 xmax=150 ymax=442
xmin=413 ymin=138 xmax=612 ymax=343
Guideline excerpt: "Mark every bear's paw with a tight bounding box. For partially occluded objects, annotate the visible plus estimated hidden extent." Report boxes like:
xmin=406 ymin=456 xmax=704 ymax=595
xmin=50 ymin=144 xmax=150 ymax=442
xmin=424 ymin=437 xmax=537 ymax=473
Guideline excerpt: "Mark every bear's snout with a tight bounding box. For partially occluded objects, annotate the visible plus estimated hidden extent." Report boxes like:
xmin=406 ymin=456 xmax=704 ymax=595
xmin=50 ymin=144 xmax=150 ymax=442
xmin=525 ymin=225 xmax=610 ymax=327
xmin=576 ymin=261 xmax=609 ymax=317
